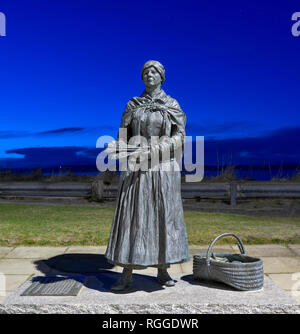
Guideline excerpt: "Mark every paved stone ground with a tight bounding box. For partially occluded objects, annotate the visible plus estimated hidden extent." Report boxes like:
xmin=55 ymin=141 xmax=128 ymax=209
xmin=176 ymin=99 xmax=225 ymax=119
xmin=0 ymin=245 xmax=300 ymax=310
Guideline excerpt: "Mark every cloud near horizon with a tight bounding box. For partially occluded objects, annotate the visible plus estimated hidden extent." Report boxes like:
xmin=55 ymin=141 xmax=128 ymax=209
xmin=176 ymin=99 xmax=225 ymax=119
xmin=0 ymin=125 xmax=117 ymax=139
xmin=0 ymin=127 xmax=86 ymax=139
xmin=2 ymin=146 xmax=101 ymax=169
xmin=36 ymin=128 xmax=85 ymax=135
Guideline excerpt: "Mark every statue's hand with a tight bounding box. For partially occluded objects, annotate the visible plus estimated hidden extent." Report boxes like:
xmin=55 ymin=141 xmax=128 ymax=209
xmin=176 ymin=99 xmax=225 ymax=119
xmin=152 ymin=103 xmax=168 ymax=113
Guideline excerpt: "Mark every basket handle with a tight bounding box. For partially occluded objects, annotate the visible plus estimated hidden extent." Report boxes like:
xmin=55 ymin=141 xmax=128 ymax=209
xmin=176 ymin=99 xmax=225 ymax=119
xmin=206 ymin=233 xmax=246 ymax=266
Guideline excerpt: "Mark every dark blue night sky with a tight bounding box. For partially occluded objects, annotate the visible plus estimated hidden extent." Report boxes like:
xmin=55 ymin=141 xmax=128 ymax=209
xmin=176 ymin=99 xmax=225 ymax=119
xmin=0 ymin=1 xmax=300 ymax=177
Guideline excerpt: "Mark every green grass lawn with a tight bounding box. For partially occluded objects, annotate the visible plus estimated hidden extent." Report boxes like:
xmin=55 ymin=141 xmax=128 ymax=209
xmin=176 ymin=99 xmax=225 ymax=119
xmin=0 ymin=203 xmax=300 ymax=246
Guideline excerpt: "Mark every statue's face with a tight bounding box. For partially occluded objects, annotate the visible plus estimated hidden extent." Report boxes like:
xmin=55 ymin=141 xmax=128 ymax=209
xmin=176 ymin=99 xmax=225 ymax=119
xmin=142 ymin=66 xmax=161 ymax=88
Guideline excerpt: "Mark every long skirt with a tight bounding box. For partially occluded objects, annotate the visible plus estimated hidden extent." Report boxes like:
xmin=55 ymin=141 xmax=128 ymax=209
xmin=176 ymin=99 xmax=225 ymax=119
xmin=105 ymin=160 xmax=190 ymax=269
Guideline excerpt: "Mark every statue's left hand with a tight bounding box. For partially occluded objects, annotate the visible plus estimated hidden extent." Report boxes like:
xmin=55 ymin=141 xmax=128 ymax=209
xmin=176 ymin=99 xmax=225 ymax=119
xmin=152 ymin=103 xmax=168 ymax=112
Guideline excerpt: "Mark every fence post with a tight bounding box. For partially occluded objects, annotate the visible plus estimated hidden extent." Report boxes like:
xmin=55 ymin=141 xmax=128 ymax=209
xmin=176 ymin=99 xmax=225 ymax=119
xmin=91 ymin=180 xmax=104 ymax=202
xmin=230 ymin=181 xmax=237 ymax=206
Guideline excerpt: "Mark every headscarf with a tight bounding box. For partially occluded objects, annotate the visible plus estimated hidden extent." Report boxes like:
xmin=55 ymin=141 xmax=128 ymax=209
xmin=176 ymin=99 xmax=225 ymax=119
xmin=141 ymin=60 xmax=165 ymax=84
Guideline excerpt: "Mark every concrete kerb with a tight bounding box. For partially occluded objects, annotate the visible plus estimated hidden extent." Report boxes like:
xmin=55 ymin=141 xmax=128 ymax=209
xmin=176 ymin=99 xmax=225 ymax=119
xmin=1 ymin=274 xmax=300 ymax=314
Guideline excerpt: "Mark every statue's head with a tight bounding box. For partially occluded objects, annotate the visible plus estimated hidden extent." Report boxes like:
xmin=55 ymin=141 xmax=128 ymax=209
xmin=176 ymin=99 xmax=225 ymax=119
xmin=141 ymin=60 xmax=165 ymax=88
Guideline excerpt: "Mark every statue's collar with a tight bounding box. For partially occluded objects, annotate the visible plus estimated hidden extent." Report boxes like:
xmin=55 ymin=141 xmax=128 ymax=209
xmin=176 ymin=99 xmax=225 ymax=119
xmin=141 ymin=89 xmax=167 ymax=101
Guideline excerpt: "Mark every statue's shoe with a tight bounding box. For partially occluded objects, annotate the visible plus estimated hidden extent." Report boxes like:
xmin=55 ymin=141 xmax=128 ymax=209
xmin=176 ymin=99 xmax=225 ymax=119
xmin=157 ymin=273 xmax=175 ymax=287
xmin=111 ymin=278 xmax=133 ymax=292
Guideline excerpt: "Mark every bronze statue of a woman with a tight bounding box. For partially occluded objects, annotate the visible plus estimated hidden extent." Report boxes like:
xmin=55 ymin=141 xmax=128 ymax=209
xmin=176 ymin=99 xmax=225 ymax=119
xmin=105 ymin=60 xmax=190 ymax=291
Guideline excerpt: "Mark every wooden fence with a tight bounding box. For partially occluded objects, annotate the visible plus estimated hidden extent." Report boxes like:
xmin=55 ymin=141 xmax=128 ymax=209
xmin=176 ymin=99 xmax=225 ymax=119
xmin=0 ymin=182 xmax=91 ymax=198
xmin=0 ymin=181 xmax=300 ymax=206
